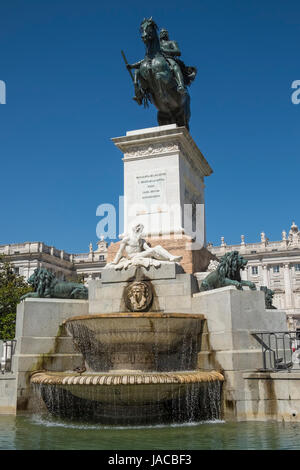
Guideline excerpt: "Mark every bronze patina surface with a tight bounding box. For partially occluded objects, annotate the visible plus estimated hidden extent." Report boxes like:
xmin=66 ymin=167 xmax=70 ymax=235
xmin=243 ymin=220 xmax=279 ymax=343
xmin=123 ymin=18 xmax=197 ymax=130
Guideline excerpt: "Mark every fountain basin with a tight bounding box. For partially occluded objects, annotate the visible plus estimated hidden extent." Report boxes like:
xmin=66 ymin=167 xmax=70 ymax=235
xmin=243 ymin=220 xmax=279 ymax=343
xmin=30 ymin=312 xmax=224 ymax=424
xmin=31 ymin=370 xmax=223 ymax=402
xmin=31 ymin=370 xmax=224 ymax=425
xmin=63 ymin=313 xmax=205 ymax=371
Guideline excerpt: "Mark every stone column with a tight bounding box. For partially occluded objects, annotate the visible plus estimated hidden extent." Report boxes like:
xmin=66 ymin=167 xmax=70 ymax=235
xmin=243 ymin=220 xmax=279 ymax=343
xmin=287 ymin=315 xmax=295 ymax=331
xmin=240 ymin=235 xmax=246 ymax=255
xmin=220 ymin=237 xmax=227 ymax=254
xmin=109 ymin=124 xmax=215 ymax=273
xmin=262 ymin=264 xmax=269 ymax=287
xmin=284 ymin=263 xmax=293 ymax=309
xmin=281 ymin=230 xmax=288 ymax=249
xmin=241 ymin=265 xmax=248 ymax=281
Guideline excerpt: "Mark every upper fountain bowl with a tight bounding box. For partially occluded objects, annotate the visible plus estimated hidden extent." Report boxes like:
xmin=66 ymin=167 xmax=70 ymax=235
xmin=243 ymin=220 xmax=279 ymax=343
xmin=64 ymin=313 xmax=205 ymax=372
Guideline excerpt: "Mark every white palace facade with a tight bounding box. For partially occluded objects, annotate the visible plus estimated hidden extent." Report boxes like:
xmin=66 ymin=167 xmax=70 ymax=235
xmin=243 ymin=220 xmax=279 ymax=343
xmin=0 ymin=238 xmax=108 ymax=284
xmin=208 ymin=222 xmax=300 ymax=328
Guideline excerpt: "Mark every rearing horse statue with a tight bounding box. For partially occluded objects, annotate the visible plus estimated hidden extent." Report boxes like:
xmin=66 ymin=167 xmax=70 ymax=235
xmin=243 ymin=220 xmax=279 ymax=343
xmin=125 ymin=18 xmax=197 ymax=131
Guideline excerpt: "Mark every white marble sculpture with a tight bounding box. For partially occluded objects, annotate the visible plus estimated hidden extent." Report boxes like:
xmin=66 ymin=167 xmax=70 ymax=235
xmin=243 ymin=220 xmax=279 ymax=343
xmin=105 ymin=223 xmax=182 ymax=270
xmin=206 ymin=259 xmax=220 ymax=272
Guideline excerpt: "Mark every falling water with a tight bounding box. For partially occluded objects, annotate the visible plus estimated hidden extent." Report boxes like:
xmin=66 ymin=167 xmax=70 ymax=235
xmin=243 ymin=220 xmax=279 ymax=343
xmin=31 ymin=313 xmax=224 ymax=425
xmin=33 ymin=378 xmax=223 ymax=425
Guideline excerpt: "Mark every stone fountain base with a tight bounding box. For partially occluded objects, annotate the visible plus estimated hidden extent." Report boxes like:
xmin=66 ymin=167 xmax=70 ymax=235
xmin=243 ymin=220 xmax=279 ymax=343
xmin=10 ymin=267 xmax=291 ymax=423
xmin=28 ymin=312 xmax=225 ymax=424
xmin=31 ymin=370 xmax=223 ymax=425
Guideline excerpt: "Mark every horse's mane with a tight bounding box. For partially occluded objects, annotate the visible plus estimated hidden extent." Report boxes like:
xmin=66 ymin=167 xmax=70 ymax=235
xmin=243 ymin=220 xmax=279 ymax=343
xmin=140 ymin=17 xmax=158 ymax=31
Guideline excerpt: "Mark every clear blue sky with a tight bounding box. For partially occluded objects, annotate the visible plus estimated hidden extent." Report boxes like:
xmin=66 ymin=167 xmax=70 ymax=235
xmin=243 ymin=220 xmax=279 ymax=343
xmin=0 ymin=0 xmax=299 ymax=253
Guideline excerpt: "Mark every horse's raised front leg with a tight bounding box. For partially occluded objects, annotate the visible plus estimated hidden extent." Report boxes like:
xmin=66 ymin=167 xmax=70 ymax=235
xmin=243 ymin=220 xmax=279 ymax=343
xmin=132 ymin=70 xmax=143 ymax=105
xmin=157 ymin=110 xmax=172 ymax=126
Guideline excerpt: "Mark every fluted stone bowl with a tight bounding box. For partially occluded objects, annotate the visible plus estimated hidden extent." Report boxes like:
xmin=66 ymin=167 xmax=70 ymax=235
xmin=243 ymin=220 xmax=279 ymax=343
xmin=63 ymin=313 xmax=205 ymax=372
xmin=31 ymin=370 xmax=224 ymax=425
xmin=31 ymin=370 xmax=223 ymax=402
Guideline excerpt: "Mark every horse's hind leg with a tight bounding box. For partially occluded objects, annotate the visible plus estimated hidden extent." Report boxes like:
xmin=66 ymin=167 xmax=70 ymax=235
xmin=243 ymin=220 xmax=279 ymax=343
xmin=171 ymin=108 xmax=188 ymax=130
xmin=157 ymin=110 xmax=173 ymax=127
xmin=184 ymin=94 xmax=191 ymax=130
xmin=178 ymin=94 xmax=191 ymax=130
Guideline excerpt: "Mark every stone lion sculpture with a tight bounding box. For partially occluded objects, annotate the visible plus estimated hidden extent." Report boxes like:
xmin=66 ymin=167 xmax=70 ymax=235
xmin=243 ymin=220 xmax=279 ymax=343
xmin=20 ymin=268 xmax=88 ymax=300
xmin=199 ymin=251 xmax=256 ymax=292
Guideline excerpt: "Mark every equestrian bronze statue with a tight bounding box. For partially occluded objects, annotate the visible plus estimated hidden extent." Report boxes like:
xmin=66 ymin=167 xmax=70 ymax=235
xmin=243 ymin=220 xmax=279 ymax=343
xmin=123 ymin=18 xmax=197 ymax=131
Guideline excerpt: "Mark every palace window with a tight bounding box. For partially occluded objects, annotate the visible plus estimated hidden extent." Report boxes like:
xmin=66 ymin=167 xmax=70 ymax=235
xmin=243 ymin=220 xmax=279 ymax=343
xmin=251 ymin=266 xmax=258 ymax=275
xmin=273 ymin=265 xmax=280 ymax=273
xmin=295 ymin=264 xmax=300 ymax=272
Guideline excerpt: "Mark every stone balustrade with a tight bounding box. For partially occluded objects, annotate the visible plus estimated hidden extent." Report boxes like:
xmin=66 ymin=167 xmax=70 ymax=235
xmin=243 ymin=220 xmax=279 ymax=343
xmin=0 ymin=242 xmax=72 ymax=261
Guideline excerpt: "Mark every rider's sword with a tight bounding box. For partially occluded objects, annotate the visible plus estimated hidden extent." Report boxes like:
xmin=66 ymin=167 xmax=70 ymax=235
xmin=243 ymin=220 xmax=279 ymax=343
xmin=121 ymin=50 xmax=134 ymax=82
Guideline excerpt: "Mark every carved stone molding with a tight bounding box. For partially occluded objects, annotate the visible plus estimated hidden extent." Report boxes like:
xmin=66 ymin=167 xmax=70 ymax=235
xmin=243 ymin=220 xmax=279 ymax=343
xmin=124 ymin=142 xmax=180 ymax=158
xmin=123 ymin=141 xmax=207 ymax=179
xmin=31 ymin=370 xmax=224 ymax=386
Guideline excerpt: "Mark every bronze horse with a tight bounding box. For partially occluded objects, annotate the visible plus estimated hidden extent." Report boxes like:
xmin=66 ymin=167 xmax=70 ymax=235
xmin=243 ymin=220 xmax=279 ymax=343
xmin=126 ymin=18 xmax=196 ymax=131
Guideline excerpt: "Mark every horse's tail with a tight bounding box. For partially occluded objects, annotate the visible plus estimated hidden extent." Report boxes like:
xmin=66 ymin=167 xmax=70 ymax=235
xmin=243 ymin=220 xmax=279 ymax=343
xmin=142 ymin=90 xmax=152 ymax=108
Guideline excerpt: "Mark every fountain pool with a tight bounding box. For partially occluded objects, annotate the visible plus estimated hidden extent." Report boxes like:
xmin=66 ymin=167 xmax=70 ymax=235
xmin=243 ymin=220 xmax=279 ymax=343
xmin=2 ymin=415 xmax=300 ymax=450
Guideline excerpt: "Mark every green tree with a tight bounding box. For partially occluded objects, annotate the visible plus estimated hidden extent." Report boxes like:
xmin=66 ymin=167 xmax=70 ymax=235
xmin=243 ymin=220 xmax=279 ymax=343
xmin=0 ymin=256 xmax=32 ymax=339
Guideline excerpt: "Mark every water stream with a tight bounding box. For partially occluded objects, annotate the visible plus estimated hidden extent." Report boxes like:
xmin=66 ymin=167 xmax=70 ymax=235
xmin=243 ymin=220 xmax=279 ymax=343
xmin=30 ymin=313 xmax=223 ymax=425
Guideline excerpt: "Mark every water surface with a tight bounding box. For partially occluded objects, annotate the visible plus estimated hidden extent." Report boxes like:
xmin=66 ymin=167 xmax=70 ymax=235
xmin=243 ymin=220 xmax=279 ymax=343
xmin=1 ymin=415 xmax=300 ymax=450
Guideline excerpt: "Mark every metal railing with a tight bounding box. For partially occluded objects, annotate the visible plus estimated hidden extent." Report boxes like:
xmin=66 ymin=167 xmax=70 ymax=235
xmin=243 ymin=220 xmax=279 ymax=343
xmin=0 ymin=340 xmax=16 ymax=374
xmin=252 ymin=331 xmax=300 ymax=372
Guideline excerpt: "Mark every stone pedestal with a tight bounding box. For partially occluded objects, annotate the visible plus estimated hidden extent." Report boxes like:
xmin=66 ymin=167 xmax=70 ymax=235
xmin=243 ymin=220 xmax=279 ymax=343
xmin=89 ymin=264 xmax=199 ymax=315
xmin=12 ymin=298 xmax=89 ymax=412
xmin=192 ymin=286 xmax=288 ymax=420
xmin=110 ymin=124 xmax=214 ymax=273
xmin=112 ymin=124 xmax=213 ymax=238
